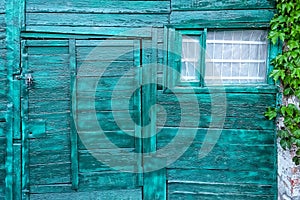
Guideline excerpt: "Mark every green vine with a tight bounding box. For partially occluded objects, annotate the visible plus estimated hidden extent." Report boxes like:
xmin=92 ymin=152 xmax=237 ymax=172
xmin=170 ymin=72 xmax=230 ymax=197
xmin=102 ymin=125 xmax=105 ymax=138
xmin=265 ymin=0 xmax=300 ymax=165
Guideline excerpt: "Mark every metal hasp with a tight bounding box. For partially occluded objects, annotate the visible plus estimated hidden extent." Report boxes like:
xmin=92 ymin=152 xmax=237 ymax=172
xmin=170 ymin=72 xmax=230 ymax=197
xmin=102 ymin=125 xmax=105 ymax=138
xmin=25 ymin=74 xmax=33 ymax=87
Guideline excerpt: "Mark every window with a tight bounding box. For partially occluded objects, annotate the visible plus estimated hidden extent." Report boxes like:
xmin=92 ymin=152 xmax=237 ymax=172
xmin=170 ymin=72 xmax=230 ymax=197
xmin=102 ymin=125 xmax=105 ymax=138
xmin=205 ymin=30 xmax=268 ymax=84
xmin=168 ymin=28 xmax=269 ymax=87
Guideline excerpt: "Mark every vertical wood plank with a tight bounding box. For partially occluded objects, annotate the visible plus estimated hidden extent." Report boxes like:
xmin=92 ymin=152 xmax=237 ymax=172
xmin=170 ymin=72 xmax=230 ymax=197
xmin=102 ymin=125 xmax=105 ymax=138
xmin=6 ymin=0 xmax=25 ymax=198
xmin=163 ymin=26 xmax=168 ymax=89
xmin=21 ymin=40 xmax=30 ymax=200
xmin=143 ymin=29 xmax=166 ymax=199
xmin=133 ymin=40 xmax=143 ymax=186
xmin=143 ymin=157 xmax=166 ymax=200
xmin=69 ymin=39 xmax=79 ymax=190
xmin=201 ymin=28 xmax=207 ymax=86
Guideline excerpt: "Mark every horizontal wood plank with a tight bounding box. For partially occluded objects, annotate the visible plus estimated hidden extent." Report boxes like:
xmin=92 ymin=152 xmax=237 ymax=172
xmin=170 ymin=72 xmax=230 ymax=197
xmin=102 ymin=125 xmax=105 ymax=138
xmin=78 ymin=131 xmax=135 ymax=150
xmin=170 ymin=10 xmax=275 ymax=25
xmin=26 ymin=13 xmax=169 ymax=27
xmin=26 ymin=0 xmax=170 ymax=14
xmin=171 ymin=0 xmax=275 ymax=11
xmin=78 ymin=172 xmax=138 ymax=191
xmin=168 ymin=181 xmax=275 ymax=197
xmin=168 ymin=169 xmax=274 ymax=185
xmin=30 ymin=188 xmax=142 ymax=199
xmin=23 ymin=27 xmax=152 ymax=38
xmin=29 ymin=162 xmax=71 ymax=185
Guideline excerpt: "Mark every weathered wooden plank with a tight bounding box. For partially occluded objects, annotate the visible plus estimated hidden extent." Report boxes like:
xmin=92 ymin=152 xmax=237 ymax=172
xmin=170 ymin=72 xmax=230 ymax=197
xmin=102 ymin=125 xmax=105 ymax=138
xmin=28 ymin=47 xmax=69 ymax=55
xmin=0 ymin=1 xmax=5 ymax=13
xmin=29 ymin=150 xmax=70 ymax=165
xmin=77 ymin=46 xmax=134 ymax=62
xmin=29 ymin=133 xmax=70 ymax=152
xmin=29 ymin=88 xmax=70 ymax=101
xmin=26 ymin=40 xmax=69 ymax=47
xmin=76 ymin=111 xmax=138 ymax=132
xmin=29 ymin=162 xmax=71 ymax=185
xmin=28 ymin=54 xmax=69 ymax=65
xmin=28 ymin=64 xmax=69 ymax=77
xmin=69 ymin=38 xmax=79 ymax=189
xmin=26 ymin=13 xmax=169 ymax=27
xmin=168 ymin=192 xmax=274 ymax=200
xmin=165 ymin=143 xmax=275 ymax=171
xmin=143 ymin=157 xmax=166 ymax=200
xmin=29 ymin=112 xmax=70 ymax=133
xmin=76 ymin=61 xmax=135 ymax=77
xmin=157 ymin=91 xmax=276 ymax=106
xmin=78 ymin=171 xmax=138 ymax=191
xmin=78 ymin=149 xmax=137 ymax=173
xmin=77 ymin=97 xmax=134 ymax=111
xmin=23 ymin=27 xmax=152 ymax=38
xmin=157 ymin=103 xmax=272 ymax=118
xmin=168 ymin=181 xmax=275 ymax=195
xmin=78 ymin=131 xmax=135 ymax=150
xmin=170 ymin=10 xmax=275 ymax=25
xmin=30 ymin=76 xmax=71 ymax=89
xmin=76 ymin=77 xmax=137 ymax=92
xmin=157 ymin=114 xmax=274 ymax=130
xmin=26 ymin=0 xmax=170 ymax=14
xmin=168 ymin=169 xmax=274 ymax=185
xmin=30 ymin=188 xmax=142 ymax=199
xmin=171 ymin=0 xmax=275 ymax=11
xmin=30 ymin=100 xmax=70 ymax=114
xmin=157 ymin=128 xmax=275 ymax=145
xmin=76 ymin=40 xmax=134 ymax=47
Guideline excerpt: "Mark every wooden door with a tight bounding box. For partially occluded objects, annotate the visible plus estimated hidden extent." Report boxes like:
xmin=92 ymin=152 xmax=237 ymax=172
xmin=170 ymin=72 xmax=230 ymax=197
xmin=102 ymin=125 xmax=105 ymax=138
xmin=20 ymin=38 xmax=153 ymax=199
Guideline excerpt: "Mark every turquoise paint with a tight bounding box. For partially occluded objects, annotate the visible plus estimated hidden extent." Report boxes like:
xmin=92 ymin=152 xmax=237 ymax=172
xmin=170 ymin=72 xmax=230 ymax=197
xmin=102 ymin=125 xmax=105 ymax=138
xmin=0 ymin=0 xmax=279 ymax=199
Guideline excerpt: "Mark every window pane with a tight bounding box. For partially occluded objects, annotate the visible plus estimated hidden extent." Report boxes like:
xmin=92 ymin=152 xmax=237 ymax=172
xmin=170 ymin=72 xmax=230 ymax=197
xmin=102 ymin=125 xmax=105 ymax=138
xmin=205 ymin=30 xmax=268 ymax=84
xmin=181 ymin=35 xmax=200 ymax=82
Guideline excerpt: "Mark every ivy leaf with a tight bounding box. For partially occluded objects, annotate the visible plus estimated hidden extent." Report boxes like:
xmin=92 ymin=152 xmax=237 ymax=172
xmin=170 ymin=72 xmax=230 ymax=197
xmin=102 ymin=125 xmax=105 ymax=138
xmin=283 ymin=88 xmax=292 ymax=96
xmin=292 ymin=156 xmax=300 ymax=165
xmin=278 ymin=130 xmax=289 ymax=138
xmin=265 ymin=107 xmax=277 ymax=120
xmin=296 ymin=149 xmax=300 ymax=156
xmin=294 ymin=130 xmax=300 ymax=139
xmin=288 ymin=40 xmax=300 ymax=50
xmin=270 ymin=69 xmax=285 ymax=81
xmin=280 ymin=138 xmax=292 ymax=150
xmin=295 ymin=89 xmax=300 ymax=99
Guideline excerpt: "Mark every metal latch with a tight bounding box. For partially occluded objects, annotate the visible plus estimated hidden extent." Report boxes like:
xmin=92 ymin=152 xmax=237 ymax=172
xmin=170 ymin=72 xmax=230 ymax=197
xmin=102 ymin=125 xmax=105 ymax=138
xmin=25 ymin=74 xmax=33 ymax=86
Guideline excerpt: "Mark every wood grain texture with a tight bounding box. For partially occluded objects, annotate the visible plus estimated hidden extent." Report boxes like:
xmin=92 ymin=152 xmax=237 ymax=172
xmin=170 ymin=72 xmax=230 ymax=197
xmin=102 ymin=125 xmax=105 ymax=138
xmin=171 ymin=0 xmax=275 ymax=11
xmin=26 ymin=0 xmax=170 ymax=14
xmin=26 ymin=13 xmax=169 ymax=27
xmin=170 ymin=9 xmax=275 ymax=25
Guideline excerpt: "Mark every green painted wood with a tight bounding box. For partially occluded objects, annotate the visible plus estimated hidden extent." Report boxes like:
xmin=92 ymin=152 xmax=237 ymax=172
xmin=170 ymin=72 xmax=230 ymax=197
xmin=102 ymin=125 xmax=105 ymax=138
xmin=5 ymin=0 xmax=25 ymax=198
xmin=27 ymin=119 xmax=46 ymax=138
xmin=168 ymin=181 xmax=275 ymax=196
xmin=22 ymin=27 xmax=152 ymax=38
xmin=78 ymin=149 xmax=137 ymax=173
xmin=21 ymin=40 xmax=30 ymax=200
xmin=79 ymin=131 xmax=135 ymax=150
xmin=26 ymin=0 xmax=170 ymax=14
xmin=69 ymin=39 xmax=79 ymax=190
xmin=168 ymin=169 xmax=274 ymax=185
xmin=78 ymin=172 xmax=138 ymax=191
xmin=171 ymin=0 xmax=275 ymax=11
xmin=30 ymin=189 xmax=142 ymax=199
xmin=133 ymin=40 xmax=143 ymax=186
xmin=168 ymin=192 xmax=275 ymax=200
xmin=170 ymin=10 xmax=275 ymax=25
xmin=143 ymin=157 xmax=166 ymax=200
xmin=26 ymin=13 xmax=169 ymax=27
xmin=158 ymin=91 xmax=276 ymax=106
xmin=29 ymin=162 xmax=71 ymax=185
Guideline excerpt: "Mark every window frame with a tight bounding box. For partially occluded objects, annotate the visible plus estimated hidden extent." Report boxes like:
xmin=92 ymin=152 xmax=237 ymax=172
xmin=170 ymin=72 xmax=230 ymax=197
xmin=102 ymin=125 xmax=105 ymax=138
xmin=164 ymin=26 xmax=277 ymax=92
